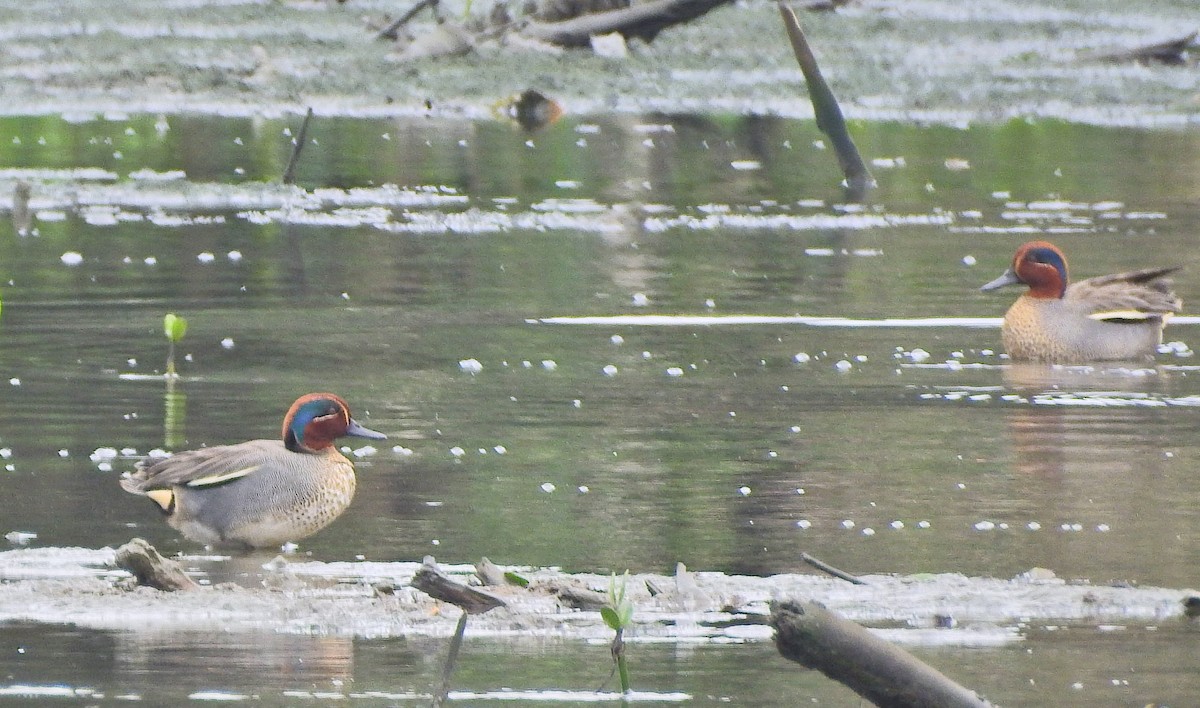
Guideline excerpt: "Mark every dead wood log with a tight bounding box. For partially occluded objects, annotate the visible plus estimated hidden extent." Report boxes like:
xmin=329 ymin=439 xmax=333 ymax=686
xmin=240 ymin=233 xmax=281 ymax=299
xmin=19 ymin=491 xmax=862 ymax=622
xmin=1098 ymin=31 xmax=1197 ymax=66
xmin=114 ymin=538 xmax=199 ymax=592
xmin=521 ymin=0 xmax=733 ymax=47
xmin=475 ymin=556 xmax=509 ymax=586
xmin=778 ymin=3 xmax=874 ymax=196
xmin=411 ymin=556 xmax=506 ymax=614
xmin=803 ymin=0 xmax=852 ymax=11
xmin=770 ymin=600 xmax=994 ymax=708
xmin=534 ymin=0 xmax=632 ymax=23
xmin=550 ymin=582 xmax=610 ymax=610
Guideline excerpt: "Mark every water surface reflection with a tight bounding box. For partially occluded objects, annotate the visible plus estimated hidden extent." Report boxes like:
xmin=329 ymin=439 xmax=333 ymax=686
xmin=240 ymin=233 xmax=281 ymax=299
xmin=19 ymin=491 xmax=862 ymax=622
xmin=2 ymin=113 xmax=1200 ymax=705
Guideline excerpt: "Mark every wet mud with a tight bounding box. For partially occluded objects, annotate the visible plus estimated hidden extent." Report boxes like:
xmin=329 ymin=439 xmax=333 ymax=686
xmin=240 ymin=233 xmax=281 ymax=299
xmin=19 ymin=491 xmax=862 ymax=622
xmin=0 ymin=546 xmax=1191 ymax=645
xmin=2 ymin=1 xmax=1198 ymax=127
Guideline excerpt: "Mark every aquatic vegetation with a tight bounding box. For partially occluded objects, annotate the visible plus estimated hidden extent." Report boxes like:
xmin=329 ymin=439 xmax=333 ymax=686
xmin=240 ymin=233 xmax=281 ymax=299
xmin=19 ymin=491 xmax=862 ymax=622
xmin=162 ymin=312 xmax=187 ymax=377
xmin=601 ymin=571 xmax=635 ymax=694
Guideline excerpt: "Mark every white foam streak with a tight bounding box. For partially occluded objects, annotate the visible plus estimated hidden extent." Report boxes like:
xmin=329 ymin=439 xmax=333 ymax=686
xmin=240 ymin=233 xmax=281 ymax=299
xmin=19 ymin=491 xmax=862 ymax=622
xmin=534 ymin=314 xmax=1003 ymax=328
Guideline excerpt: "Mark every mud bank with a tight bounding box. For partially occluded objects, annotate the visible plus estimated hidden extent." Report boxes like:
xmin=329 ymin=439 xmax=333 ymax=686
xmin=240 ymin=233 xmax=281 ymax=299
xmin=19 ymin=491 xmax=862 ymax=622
xmin=0 ymin=546 xmax=1191 ymax=645
xmin=2 ymin=0 xmax=1199 ymax=127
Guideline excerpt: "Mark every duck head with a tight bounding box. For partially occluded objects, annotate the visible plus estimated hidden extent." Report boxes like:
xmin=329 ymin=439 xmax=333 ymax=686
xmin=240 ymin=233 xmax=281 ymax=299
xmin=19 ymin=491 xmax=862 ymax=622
xmin=282 ymin=393 xmax=387 ymax=453
xmin=980 ymin=240 xmax=1068 ymax=299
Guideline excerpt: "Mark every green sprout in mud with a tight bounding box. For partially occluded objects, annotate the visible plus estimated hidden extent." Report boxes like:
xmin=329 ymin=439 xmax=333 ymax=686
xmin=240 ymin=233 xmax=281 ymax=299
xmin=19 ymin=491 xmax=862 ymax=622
xmin=600 ymin=571 xmax=634 ymax=694
xmin=163 ymin=313 xmax=187 ymax=376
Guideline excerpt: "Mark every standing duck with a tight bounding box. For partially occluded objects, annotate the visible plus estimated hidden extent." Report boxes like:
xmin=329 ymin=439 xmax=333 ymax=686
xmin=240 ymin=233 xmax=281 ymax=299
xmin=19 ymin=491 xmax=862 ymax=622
xmin=120 ymin=393 xmax=386 ymax=549
xmin=981 ymin=240 xmax=1181 ymax=363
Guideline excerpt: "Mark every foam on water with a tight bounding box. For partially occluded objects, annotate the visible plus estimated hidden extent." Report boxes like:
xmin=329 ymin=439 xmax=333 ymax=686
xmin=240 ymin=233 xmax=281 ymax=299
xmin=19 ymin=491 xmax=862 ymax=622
xmin=534 ymin=314 xmax=1004 ymax=328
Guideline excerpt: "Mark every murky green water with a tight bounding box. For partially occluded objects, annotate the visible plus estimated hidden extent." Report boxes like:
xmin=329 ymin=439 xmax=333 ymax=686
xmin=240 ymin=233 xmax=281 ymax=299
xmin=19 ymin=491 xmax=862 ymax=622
xmin=3 ymin=113 xmax=1200 ymax=705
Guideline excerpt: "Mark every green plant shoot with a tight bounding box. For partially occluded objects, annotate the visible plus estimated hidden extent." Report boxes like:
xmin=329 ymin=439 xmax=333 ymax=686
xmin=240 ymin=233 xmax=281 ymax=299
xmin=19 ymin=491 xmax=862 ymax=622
xmin=164 ymin=313 xmax=187 ymax=342
xmin=163 ymin=313 xmax=188 ymax=376
xmin=601 ymin=571 xmax=633 ymax=694
xmin=601 ymin=571 xmax=633 ymax=630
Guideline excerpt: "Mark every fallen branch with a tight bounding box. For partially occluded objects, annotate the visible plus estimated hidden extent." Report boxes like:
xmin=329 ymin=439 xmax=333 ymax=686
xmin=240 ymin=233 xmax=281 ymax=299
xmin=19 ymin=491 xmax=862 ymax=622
xmin=771 ymin=600 xmax=994 ymax=708
xmin=778 ymin=2 xmax=874 ymax=196
xmin=801 ymin=551 xmax=867 ymax=585
xmin=410 ymin=556 xmax=506 ymax=614
xmin=411 ymin=556 xmax=501 ymax=705
xmin=114 ymin=538 xmax=199 ymax=592
xmin=521 ymin=0 xmax=733 ymax=47
xmin=377 ymin=0 xmax=441 ymax=41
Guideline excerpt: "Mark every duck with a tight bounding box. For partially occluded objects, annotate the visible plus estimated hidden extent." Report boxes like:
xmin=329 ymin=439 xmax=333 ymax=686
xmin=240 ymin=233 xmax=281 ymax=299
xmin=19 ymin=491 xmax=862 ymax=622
xmin=120 ymin=393 xmax=386 ymax=549
xmin=980 ymin=240 xmax=1181 ymax=363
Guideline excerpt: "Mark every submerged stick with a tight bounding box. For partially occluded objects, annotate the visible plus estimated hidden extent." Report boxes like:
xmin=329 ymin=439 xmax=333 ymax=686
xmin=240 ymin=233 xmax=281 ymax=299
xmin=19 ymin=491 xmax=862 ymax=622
xmin=281 ymin=107 xmax=314 ymax=185
xmin=801 ymin=552 xmax=867 ymax=585
xmin=771 ymin=600 xmax=994 ymax=708
xmin=432 ymin=611 xmax=469 ymax=707
xmin=778 ymin=2 xmax=875 ymax=195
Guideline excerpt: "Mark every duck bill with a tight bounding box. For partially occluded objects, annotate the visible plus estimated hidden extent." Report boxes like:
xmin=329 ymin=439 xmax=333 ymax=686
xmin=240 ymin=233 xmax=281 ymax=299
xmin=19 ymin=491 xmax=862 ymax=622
xmin=346 ymin=418 xmax=387 ymax=440
xmin=980 ymin=268 xmax=1022 ymax=292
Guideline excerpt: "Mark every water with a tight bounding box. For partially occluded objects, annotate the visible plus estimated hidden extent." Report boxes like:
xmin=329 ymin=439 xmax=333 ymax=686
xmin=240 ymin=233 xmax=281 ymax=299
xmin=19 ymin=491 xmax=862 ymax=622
xmin=2 ymin=113 xmax=1200 ymax=705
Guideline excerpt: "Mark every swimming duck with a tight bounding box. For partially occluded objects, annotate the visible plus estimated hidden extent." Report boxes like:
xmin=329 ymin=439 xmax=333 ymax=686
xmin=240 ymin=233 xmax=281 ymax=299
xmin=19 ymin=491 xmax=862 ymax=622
xmin=980 ymin=240 xmax=1181 ymax=363
xmin=120 ymin=393 xmax=386 ymax=549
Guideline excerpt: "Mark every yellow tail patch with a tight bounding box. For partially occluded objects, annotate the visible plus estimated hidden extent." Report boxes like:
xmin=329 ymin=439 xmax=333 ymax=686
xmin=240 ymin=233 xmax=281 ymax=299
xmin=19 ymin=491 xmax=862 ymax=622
xmin=145 ymin=489 xmax=175 ymax=512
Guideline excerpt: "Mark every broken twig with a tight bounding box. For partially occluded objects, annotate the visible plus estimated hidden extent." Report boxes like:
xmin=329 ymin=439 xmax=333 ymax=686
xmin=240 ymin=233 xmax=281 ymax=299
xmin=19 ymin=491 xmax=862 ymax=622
xmin=282 ymin=107 xmax=314 ymax=185
xmin=377 ymin=0 xmax=441 ymax=41
xmin=801 ymin=551 xmax=867 ymax=585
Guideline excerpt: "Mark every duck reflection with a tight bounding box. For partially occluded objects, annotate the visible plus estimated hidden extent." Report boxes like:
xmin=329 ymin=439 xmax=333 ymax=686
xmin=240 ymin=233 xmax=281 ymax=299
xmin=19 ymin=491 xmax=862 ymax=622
xmin=1000 ymin=362 xmax=1175 ymax=479
xmin=113 ymin=630 xmax=357 ymax=699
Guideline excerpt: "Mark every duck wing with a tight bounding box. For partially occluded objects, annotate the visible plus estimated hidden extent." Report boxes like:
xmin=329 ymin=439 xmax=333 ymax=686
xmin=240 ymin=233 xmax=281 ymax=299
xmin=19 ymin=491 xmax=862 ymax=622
xmin=1066 ymin=267 xmax=1182 ymax=321
xmin=121 ymin=439 xmax=286 ymax=492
